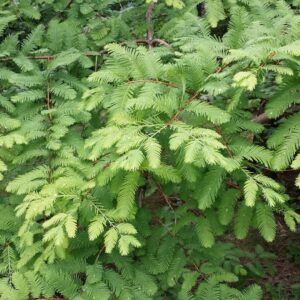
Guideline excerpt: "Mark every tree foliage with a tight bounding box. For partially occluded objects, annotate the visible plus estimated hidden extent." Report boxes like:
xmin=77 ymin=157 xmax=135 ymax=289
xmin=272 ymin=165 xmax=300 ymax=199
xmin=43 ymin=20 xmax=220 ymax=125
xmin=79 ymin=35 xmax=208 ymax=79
xmin=0 ymin=0 xmax=299 ymax=299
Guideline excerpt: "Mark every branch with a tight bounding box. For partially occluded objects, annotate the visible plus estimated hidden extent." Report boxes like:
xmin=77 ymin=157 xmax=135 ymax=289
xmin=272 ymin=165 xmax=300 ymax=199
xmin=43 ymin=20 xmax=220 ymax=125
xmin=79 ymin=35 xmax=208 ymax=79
xmin=155 ymin=181 xmax=177 ymax=224
xmin=252 ymin=112 xmax=269 ymax=124
xmin=127 ymin=79 xmax=194 ymax=95
xmin=152 ymin=38 xmax=173 ymax=49
xmin=146 ymin=1 xmax=155 ymax=47
xmin=94 ymin=245 xmax=105 ymax=263
xmin=165 ymin=90 xmax=201 ymax=126
xmin=135 ymin=38 xmax=173 ymax=49
xmin=0 ymin=51 xmax=106 ymax=62
xmin=46 ymin=58 xmax=52 ymax=122
xmin=252 ymin=105 xmax=300 ymax=124
xmin=225 ymin=180 xmax=241 ymax=190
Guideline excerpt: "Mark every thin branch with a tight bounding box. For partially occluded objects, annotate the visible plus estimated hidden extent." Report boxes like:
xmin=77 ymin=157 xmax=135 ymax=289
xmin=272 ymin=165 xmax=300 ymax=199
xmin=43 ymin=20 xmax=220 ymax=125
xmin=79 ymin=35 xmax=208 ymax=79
xmin=146 ymin=1 xmax=155 ymax=47
xmin=225 ymin=180 xmax=241 ymax=190
xmin=46 ymin=60 xmax=52 ymax=121
xmin=127 ymin=79 xmax=194 ymax=95
xmin=138 ymin=186 xmax=146 ymax=208
xmin=216 ymin=126 xmax=234 ymax=158
xmin=252 ymin=112 xmax=269 ymax=123
xmin=128 ymin=80 xmax=201 ymax=127
xmin=94 ymin=55 xmax=98 ymax=72
xmin=95 ymin=245 xmax=105 ymax=263
xmin=165 ymin=90 xmax=201 ymax=126
xmin=152 ymin=38 xmax=173 ymax=49
xmin=46 ymin=57 xmax=54 ymax=183
xmin=0 ymin=51 xmax=105 ymax=62
xmin=135 ymin=38 xmax=173 ymax=49
xmin=252 ymin=105 xmax=300 ymax=124
xmin=155 ymin=181 xmax=177 ymax=225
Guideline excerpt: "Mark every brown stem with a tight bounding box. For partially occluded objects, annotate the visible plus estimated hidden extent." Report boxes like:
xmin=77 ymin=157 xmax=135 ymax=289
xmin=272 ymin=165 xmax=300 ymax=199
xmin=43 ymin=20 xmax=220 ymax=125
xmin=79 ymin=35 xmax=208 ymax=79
xmin=215 ymin=64 xmax=229 ymax=73
xmin=216 ymin=127 xmax=234 ymax=158
xmin=135 ymin=38 xmax=173 ymax=49
xmin=155 ymin=181 xmax=177 ymax=224
xmin=165 ymin=90 xmax=201 ymax=126
xmin=127 ymin=79 xmax=194 ymax=95
xmin=46 ymin=78 xmax=52 ymax=121
xmin=146 ymin=1 xmax=155 ymax=47
xmin=0 ymin=51 xmax=105 ymax=62
xmin=95 ymin=245 xmax=105 ymax=263
xmin=225 ymin=180 xmax=241 ymax=190
xmin=252 ymin=105 xmax=300 ymax=124
xmin=46 ymin=58 xmax=54 ymax=182
xmin=138 ymin=186 xmax=145 ymax=208
xmin=252 ymin=112 xmax=269 ymax=123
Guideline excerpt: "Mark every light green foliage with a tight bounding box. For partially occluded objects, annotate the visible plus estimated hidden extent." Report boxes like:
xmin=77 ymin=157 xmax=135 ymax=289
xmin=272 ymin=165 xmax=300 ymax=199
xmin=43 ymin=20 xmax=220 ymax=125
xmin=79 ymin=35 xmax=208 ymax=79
xmin=0 ymin=0 xmax=298 ymax=299
xmin=233 ymin=71 xmax=257 ymax=91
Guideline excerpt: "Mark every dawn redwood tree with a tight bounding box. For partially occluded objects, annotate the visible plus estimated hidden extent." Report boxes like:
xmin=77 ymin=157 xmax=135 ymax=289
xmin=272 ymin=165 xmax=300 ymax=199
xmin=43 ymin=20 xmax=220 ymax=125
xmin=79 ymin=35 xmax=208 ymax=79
xmin=0 ymin=0 xmax=299 ymax=299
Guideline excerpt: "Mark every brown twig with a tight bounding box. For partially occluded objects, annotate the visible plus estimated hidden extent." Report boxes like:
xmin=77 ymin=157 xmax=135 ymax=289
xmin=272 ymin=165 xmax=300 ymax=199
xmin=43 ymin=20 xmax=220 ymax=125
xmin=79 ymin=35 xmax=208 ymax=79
xmin=216 ymin=126 xmax=234 ymax=158
xmin=46 ymin=60 xmax=52 ymax=121
xmin=252 ymin=112 xmax=270 ymax=123
xmin=127 ymin=79 xmax=195 ymax=95
xmin=152 ymin=38 xmax=173 ymax=49
xmin=46 ymin=57 xmax=54 ymax=183
xmin=138 ymin=186 xmax=146 ymax=208
xmin=215 ymin=64 xmax=229 ymax=73
xmin=155 ymin=181 xmax=177 ymax=224
xmin=135 ymin=38 xmax=173 ymax=49
xmin=252 ymin=105 xmax=300 ymax=124
xmin=95 ymin=245 xmax=105 ymax=263
xmin=225 ymin=180 xmax=241 ymax=190
xmin=146 ymin=1 xmax=155 ymax=47
xmin=165 ymin=90 xmax=201 ymax=126
xmin=0 ymin=51 xmax=105 ymax=62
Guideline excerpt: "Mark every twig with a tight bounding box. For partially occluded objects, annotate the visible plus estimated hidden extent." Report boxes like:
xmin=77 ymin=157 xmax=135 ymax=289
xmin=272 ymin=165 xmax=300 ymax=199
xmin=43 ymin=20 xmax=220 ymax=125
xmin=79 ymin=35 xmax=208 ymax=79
xmin=46 ymin=57 xmax=54 ymax=183
xmin=94 ymin=55 xmax=98 ymax=72
xmin=152 ymin=38 xmax=173 ymax=49
xmin=95 ymin=245 xmax=105 ymax=263
xmin=127 ymin=79 xmax=194 ymax=95
xmin=216 ymin=126 xmax=234 ymax=158
xmin=252 ymin=105 xmax=300 ymax=124
xmin=0 ymin=51 xmax=105 ymax=62
xmin=215 ymin=64 xmax=229 ymax=73
xmin=138 ymin=186 xmax=146 ymax=208
xmin=135 ymin=38 xmax=173 ymax=49
xmin=252 ymin=112 xmax=269 ymax=123
xmin=146 ymin=1 xmax=155 ymax=47
xmin=165 ymin=90 xmax=201 ymax=126
xmin=155 ymin=182 xmax=177 ymax=225
xmin=225 ymin=180 xmax=241 ymax=190
xmin=46 ymin=58 xmax=52 ymax=121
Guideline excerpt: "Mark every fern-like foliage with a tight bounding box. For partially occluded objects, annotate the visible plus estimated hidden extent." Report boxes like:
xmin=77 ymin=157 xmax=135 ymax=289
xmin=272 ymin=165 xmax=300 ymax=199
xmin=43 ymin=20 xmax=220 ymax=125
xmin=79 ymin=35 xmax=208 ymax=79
xmin=0 ymin=0 xmax=299 ymax=299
